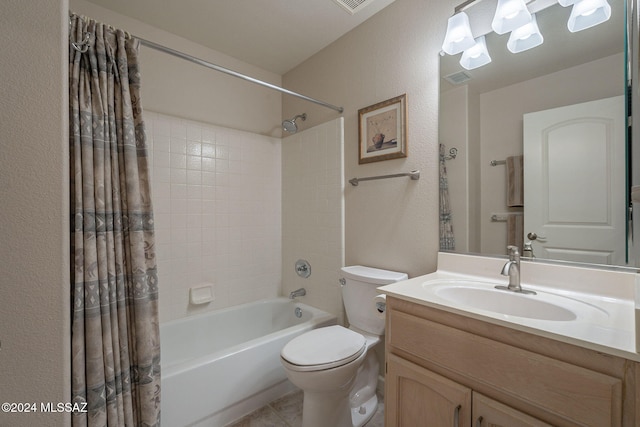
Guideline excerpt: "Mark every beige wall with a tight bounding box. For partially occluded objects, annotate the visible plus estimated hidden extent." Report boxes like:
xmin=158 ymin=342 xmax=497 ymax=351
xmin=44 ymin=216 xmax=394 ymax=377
xmin=283 ymin=0 xmax=454 ymax=278
xmin=0 ymin=0 xmax=70 ymax=426
xmin=70 ymin=0 xmax=283 ymax=137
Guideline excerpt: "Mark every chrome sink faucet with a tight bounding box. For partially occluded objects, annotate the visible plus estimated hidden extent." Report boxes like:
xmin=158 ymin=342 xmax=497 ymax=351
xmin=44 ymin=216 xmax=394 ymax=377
xmin=496 ymin=246 xmax=536 ymax=295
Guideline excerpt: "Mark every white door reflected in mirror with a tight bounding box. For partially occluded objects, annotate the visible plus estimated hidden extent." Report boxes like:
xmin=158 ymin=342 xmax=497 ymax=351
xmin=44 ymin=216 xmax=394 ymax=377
xmin=523 ymin=96 xmax=626 ymax=265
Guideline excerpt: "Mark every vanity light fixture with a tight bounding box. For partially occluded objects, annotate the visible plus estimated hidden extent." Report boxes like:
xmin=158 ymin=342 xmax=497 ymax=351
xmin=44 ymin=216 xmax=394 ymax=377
xmin=441 ymin=0 xmax=613 ymax=70
xmin=442 ymin=11 xmax=476 ymax=55
xmin=491 ymin=0 xmax=532 ymax=34
xmin=567 ymin=0 xmax=612 ymax=32
xmin=460 ymin=35 xmax=492 ymax=70
xmin=507 ymin=14 xmax=543 ymax=53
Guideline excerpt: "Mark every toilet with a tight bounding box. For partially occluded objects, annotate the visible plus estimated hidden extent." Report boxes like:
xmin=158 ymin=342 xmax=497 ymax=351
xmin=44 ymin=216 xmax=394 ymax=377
xmin=280 ymin=265 xmax=408 ymax=427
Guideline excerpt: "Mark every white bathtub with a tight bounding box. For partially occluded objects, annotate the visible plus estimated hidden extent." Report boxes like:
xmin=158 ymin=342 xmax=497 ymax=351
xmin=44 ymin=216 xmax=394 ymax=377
xmin=160 ymin=298 xmax=337 ymax=427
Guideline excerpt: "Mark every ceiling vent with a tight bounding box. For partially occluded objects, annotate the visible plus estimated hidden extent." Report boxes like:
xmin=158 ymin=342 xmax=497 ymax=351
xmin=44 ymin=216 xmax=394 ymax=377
xmin=332 ymin=0 xmax=377 ymax=15
xmin=444 ymin=71 xmax=472 ymax=85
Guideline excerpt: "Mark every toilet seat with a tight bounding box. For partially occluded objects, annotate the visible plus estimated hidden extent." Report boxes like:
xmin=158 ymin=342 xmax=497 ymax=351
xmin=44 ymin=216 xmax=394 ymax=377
xmin=281 ymin=325 xmax=366 ymax=372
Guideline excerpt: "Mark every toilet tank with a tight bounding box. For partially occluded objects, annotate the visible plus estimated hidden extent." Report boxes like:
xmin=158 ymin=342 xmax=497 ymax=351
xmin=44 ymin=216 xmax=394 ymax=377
xmin=340 ymin=266 xmax=408 ymax=335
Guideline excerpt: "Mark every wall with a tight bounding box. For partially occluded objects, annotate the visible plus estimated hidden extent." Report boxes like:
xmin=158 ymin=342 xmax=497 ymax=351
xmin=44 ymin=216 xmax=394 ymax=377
xmin=281 ymin=118 xmax=345 ymax=323
xmin=70 ymin=0 xmax=282 ymax=137
xmin=479 ymin=53 xmax=624 ymax=255
xmin=283 ymin=0 xmax=454 ymax=278
xmin=0 ymin=0 xmax=71 ymax=426
xmin=145 ymin=112 xmax=282 ymax=322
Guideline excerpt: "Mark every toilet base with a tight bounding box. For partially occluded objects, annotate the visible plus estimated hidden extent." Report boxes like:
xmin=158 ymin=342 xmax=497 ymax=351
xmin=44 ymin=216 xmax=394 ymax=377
xmin=351 ymin=393 xmax=378 ymax=427
xmin=301 ymin=388 xmax=353 ymax=427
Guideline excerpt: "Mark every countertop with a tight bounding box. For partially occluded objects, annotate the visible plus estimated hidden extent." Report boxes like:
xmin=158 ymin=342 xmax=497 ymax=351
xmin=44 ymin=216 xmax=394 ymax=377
xmin=378 ymin=252 xmax=640 ymax=362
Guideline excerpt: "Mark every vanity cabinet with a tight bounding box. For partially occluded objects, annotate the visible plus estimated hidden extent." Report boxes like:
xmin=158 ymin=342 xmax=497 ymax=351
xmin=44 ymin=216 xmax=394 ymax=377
xmin=384 ymin=297 xmax=639 ymax=427
xmin=386 ymin=354 xmax=551 ymax=427
xmin=386 ymin=353 xmax=471 ymax=426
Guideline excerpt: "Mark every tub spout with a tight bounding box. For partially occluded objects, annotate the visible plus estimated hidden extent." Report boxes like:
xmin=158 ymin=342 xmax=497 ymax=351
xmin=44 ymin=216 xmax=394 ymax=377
xmin=289 ymin=288 xmax=306 ymax=299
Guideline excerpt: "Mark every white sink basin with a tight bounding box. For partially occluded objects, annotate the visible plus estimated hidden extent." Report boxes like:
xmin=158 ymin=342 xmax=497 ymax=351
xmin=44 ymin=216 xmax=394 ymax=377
xmin=422 ymin=280 xmax=608 ymax=322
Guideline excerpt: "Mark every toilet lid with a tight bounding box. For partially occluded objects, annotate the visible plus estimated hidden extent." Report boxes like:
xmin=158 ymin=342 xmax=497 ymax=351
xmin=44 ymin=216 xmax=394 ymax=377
xmin=281 ymin=325 xmax=366 ymax=370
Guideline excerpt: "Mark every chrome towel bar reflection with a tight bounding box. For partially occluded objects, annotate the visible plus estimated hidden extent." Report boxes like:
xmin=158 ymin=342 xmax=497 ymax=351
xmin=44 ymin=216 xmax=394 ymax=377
xmin=490 ymin=159 xmax=506 ymax=166
xmin=349 ymin=170 xmax=420 ymax=186
xmin=491 ymin=212 xmax=523 ymax=222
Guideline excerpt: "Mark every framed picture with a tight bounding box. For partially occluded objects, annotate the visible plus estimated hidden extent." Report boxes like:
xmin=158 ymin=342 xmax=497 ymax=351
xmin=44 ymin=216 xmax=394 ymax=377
xmin=358 ymin=94 xmax=407 ymax=164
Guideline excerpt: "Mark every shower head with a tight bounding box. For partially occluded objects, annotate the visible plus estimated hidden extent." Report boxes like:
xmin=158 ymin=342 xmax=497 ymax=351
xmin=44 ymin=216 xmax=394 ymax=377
xmin=282 ymin=113 xmax=307 ymax=133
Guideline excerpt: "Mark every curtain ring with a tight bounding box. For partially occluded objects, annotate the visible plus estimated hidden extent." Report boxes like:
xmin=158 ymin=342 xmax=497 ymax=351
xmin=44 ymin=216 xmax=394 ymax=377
xmin=71 ymin=32 xmax=92 ymax=53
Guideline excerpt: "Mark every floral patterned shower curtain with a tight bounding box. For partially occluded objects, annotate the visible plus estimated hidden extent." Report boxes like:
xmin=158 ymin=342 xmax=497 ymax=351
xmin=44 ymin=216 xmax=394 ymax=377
xmin=439 ymin=144 xmax=455 ymax=250
xmin=69 ymin=14 xmax=161 ymax=427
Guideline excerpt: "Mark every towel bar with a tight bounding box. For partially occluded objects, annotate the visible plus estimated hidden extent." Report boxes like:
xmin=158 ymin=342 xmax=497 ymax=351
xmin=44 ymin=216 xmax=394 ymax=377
xmin=490 ymin=159 xmax=506 ymax=166
xmin=349 ymin=170 xmax=420 ymax=186
xmin=491 ymin=212 xmax=523 ymax=222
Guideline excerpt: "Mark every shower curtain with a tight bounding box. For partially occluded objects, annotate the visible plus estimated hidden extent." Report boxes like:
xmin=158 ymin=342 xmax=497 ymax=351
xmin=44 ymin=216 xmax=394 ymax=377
xmin=69 ymin=14 xmax=161 ymax=427
xmin=439 ymin=144 xmax=455 ymax=250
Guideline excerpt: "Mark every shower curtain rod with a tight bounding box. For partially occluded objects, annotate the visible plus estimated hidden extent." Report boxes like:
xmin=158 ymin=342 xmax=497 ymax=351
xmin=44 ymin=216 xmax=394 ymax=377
xmin=135 ymin=36 xmax=344 ymax=113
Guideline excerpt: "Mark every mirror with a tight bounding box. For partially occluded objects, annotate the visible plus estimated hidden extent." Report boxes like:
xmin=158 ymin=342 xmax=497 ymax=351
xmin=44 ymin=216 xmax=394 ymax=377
xmin=439 ymin=0 xmax=631 ymax=266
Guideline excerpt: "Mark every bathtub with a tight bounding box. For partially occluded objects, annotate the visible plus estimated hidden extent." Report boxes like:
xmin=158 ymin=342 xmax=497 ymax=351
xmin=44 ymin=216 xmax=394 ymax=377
xmin=160 ymin=298 xmax=337 ymax=427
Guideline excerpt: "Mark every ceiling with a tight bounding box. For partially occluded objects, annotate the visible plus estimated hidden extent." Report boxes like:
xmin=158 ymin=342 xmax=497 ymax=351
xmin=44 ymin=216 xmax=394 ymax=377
xmin=84 ymin=0 xmax=396 ymax=75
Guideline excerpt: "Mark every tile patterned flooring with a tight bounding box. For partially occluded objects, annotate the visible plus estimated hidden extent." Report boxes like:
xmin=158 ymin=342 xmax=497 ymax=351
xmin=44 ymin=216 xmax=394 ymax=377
xmin=227 ymin=389 xmax=384 ymax=427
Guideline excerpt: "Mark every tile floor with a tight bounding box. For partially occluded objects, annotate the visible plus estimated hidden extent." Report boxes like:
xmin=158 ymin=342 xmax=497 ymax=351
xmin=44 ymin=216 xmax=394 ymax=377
xmin=226 ymin=389 xmax=384 ymax=427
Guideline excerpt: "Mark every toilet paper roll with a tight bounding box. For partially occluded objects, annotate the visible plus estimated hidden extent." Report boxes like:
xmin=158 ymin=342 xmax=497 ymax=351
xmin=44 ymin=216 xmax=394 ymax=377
xmin=374 ymin=294 xmax=387 ymax=319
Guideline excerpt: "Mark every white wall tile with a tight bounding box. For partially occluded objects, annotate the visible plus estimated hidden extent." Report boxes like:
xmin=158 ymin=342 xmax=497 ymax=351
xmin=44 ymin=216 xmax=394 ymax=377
xmin=148 ymin=112 xmax=342 ymax=324
xmin=281 ymin=118 xmax=344 ymax=323
xmin=146 ymin=111 xmax=282 ymax=323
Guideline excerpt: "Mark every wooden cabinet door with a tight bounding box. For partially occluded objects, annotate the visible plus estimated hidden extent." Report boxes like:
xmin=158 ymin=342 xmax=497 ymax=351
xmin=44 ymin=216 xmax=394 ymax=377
xmin=473 ymin=393 xmax=552 ymax=427
xmin=386 ymin=354 xmax=472 ymax=427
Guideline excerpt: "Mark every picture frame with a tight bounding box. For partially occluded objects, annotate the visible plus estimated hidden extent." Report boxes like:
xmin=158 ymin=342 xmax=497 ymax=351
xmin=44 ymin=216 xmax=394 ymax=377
xmin=358 ymin=94 xmax=407 ymax=164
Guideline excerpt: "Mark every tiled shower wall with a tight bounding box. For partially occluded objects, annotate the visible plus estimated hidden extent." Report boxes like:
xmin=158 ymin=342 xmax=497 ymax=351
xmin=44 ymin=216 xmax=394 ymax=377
xmin=144 ymin=111 xmax=282 ymax=323
xmin=281 ymin=118 xmax=345 ymax=324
